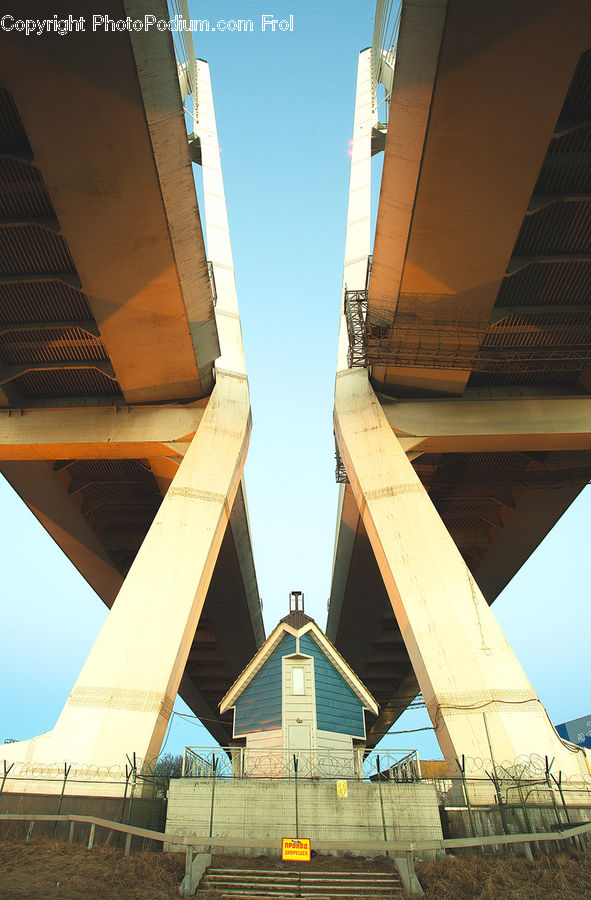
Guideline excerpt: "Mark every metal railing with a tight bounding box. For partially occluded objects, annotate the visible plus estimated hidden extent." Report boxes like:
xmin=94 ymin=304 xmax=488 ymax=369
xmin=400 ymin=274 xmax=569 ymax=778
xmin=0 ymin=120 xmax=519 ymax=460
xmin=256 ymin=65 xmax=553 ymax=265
xmin=344 ymin=289 xmax=591 ymax=374
xmin=371 ymin=0 xmax=402 ymax=121
xmin=344 ymin=288 xmax=369 ymax=368
xmin=334 ymin=435 xmax=348 ymax=483
xmin=182 ymin=746 xmax=420 ymax=780
xmin=167 ymin=0 xmax=197 ymax=114
xmin=2 ymin=811 xmax=591 ymax=898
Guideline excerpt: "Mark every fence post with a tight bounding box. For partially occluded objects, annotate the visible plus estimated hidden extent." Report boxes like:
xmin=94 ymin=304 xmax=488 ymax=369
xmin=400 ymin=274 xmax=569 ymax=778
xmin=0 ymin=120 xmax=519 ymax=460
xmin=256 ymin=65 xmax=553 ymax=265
xmin=120 ymin=764 xmax=131 ymax=824
xmin=142 ymin=770 xmax=159 ymax=851
xmin=88 ymin=822 xmax=95 ymax=849
xmin=53 ymin=763 xmax=71 ymax=838
xmin=376 ymin=755 xmax=389 ymax=855
xmin=208 ymin=755 xmax=217 ymax=843
xmin=404 ymin=848 xmax=419 ymax=893
xmin=514 ymin=775 xmax=533 ymax=837
xmin=456 ymin=755 xmax=476 ymax=838
xmin=126 ymin=753 xmax=137 ymax=829
xmin=185 ymin=845 xmax=193 ymax=891
xmin=544 ymin=757 xmax=563 ymax=836
xmin=0 ymin=761 xmax=14 ymax=799
xmin=551 ymin=771 xmax=583 ymax=851
xmin=485 ymin=770 xmax=509 ymax=836
xmin=293 ymin=754 xmax=299 ymax=839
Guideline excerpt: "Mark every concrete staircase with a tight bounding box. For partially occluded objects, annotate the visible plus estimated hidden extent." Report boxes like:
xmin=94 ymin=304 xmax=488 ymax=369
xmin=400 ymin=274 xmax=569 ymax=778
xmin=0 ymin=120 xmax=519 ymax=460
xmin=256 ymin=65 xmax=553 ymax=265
xmin=196 ymin=866 xmax=403 ymax=898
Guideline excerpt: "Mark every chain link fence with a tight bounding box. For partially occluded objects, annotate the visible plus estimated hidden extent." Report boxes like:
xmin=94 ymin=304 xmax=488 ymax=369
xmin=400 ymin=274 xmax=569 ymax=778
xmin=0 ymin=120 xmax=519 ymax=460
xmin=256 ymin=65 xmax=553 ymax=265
xmin=2 ymin=748 xmax=590 ymax=852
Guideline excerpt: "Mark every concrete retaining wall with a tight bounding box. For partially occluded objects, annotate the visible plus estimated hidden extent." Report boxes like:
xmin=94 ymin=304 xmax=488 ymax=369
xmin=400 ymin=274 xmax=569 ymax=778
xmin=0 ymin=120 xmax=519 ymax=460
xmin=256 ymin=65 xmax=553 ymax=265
xmin=442 ymin=803 xmax=591 ymax=841
xmin=166 ymin=777 xmax=442 ymax=855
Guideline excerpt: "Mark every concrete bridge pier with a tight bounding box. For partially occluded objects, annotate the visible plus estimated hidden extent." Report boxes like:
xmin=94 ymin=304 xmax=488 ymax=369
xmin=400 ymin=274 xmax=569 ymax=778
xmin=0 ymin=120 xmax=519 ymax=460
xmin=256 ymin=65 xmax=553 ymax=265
xmin=333 ymin=41 xmax=590 ymax=788
xmin=1 ymin=370 xmax=251 ymax=770
xmin=334 ymin=367 xmax=590 ymax=784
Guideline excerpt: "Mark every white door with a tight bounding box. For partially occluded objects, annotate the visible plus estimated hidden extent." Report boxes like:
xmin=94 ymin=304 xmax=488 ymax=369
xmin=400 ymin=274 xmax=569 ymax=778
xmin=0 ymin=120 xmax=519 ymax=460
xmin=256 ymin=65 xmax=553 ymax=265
xmin=288 ymin=724 xmax=311 ymax=775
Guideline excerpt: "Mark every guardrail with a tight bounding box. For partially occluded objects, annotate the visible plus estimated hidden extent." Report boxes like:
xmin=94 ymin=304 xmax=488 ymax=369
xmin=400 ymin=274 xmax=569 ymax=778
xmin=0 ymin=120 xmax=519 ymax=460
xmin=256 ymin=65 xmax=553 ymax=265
xmin=181 ymin=746 xmax=420 ymax=780
xmin=1 ymin=813 xmax=590 ymax=897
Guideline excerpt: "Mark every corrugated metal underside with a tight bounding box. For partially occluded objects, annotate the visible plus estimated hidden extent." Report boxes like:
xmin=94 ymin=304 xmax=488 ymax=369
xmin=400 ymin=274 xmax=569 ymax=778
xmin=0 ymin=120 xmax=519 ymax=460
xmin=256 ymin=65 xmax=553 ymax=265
xmin=0 ymin=85 xmax=160 ymax=582
xmin=481 ymin=51 xmax=591 ymax=382
xmin=438 ymin=49 xmax=591 ymax=572
xmin=370 ymin=48 xmax=591 ymax=578
xmin=0 ymin=87 xmax=123 ymax=406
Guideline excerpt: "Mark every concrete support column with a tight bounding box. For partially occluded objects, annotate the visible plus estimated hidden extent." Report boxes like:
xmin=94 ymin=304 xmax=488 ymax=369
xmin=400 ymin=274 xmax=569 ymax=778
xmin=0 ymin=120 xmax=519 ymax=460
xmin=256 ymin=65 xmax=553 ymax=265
xmin=4 ymin=372 xmax=250 ymax=769
xmin=195 ymin=59 xmax=245 ymax=375
xmin=334 ymin=368 xmax=589 ymax=781
xmin=1 ymin=56 xmax=256 ymax=775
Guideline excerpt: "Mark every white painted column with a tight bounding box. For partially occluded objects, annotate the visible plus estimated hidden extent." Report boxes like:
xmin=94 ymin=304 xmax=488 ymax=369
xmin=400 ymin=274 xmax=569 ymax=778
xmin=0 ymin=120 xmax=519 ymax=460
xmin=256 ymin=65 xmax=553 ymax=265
xmin=2 ymin=371 xmax=250 ymax=770
xmin=337 ymin=48 xmax=375 ymax=370
xmin=195 ymin=59 xmax=245 ymax=377
xmin=334 ymin=51 xmax=590 ymax=785
xmin=335 ymin=370 xmax=590 ymax=782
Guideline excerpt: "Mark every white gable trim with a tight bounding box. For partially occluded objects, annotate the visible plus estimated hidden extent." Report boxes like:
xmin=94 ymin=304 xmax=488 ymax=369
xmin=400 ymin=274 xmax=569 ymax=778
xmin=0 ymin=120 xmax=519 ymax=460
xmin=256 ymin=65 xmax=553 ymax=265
xmin=219 ymin=622 xmax=298 ymax=713
xmin=219 ymin=618 xmax=379 ymax=717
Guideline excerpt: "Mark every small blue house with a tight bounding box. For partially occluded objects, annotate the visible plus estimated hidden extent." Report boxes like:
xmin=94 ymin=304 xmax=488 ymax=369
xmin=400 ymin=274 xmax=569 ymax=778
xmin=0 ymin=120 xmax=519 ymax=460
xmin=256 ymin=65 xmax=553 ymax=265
xmin=219 ymin=602 xmax=378 ymax=763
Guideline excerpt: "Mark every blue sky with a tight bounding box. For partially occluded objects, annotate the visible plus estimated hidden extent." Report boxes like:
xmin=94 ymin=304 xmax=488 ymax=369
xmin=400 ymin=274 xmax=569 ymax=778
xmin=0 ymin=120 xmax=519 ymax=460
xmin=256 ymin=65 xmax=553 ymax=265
xmin=1 ymin=1 xmax=589 ymax=762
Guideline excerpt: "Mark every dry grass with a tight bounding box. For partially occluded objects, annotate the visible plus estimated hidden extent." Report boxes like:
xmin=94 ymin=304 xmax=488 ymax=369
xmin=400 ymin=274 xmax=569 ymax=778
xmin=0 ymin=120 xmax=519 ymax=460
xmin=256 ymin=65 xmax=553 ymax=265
xmin=0 ymin=837 xmax=395 ymax=899
xmin=408 ymin=846 xmax=591 ymax=899
xmin=0 ymin=836 xmax=185 ymax=899
xmin=3 ymin=834 xmax=590 ymax=900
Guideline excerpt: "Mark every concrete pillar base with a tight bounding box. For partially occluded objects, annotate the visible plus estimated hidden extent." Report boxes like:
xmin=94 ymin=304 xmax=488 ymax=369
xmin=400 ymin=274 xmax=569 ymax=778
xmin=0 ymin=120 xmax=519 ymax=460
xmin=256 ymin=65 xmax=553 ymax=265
xmin=334 ymin=368 xmax=590 ymax=786
xmin=1 ymin=372 xmax=251 ymax=773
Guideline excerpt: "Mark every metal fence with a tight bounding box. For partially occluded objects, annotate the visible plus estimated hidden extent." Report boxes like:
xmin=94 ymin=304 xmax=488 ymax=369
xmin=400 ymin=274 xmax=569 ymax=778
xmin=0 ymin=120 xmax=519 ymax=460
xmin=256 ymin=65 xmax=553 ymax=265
xmin=182 ymin=746 xmax=420 ymax=781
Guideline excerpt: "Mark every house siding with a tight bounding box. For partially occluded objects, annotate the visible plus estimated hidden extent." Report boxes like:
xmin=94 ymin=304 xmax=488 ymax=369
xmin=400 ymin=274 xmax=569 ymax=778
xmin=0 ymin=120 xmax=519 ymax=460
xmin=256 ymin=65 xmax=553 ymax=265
xmin=233 ymin=634 xmax=296 ymax=736
xmin=299 ymin=632 xmax=365 ymax=738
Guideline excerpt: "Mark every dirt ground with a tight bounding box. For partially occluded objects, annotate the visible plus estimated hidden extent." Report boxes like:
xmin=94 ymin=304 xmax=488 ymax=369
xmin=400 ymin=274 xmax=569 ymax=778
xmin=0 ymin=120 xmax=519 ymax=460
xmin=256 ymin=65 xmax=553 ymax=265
xmin=209 ymin=851 xmax=395 ymax=871
xmin=0 ymin=838 xmax=185 ymax=900
xmin=410 ymin=846 xmax=591 ymax=900
xmin=0 ymin=838 xmax=394 ymax=899
xmin=1 ymin=836 xmax=591 ymax=899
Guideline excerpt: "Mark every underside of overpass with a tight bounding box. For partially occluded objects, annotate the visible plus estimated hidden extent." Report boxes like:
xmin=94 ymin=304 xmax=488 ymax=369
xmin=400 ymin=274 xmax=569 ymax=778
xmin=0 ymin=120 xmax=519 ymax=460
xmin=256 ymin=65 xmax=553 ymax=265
xmin=329 ymin=0 xmax=591 ymax=769
xmin=0 ymin=0 xmax=263 ymax=763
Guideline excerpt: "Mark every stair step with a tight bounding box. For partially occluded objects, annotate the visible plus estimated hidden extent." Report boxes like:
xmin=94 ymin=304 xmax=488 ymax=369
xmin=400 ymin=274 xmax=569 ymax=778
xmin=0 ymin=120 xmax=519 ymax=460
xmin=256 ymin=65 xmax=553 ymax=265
xmin=205 ymin=896 xmax=400 ymax=900
xmin=198 ymin=865 xmax=402 ymax=898
xmin=200 ymin=895 xmax=401 ymax=900
xmin=205 ymin=873 xmax=398 ymax=882
xmin=206 ymin=895 xmax=401 ymax=900
xmin=207 ymin=869 xmax=397 ymax=877
xmin=202 ymin=881 xmax=399 ymax=897
xmin=204 ymin=875 xmax=398 ymax=882
xmin=204 ymin=882 xmax=398 ymax=892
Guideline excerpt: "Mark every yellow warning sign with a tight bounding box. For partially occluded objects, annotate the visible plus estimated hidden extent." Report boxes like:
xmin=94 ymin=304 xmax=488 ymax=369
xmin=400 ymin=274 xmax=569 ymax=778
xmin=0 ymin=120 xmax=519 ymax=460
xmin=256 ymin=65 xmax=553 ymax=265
xmin=282 ymin=837 xmax=311 ymax=861
xmin=336 ymin=780 xmax=348 ymax=798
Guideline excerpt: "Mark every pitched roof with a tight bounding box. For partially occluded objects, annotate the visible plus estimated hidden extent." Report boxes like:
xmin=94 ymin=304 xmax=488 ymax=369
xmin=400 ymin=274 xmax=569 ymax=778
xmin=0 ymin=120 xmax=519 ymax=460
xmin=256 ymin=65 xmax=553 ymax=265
xmin=219 ymin=616 xmax=378 ymax=716
xmin=279 ymin=609 xmax=315 ymax=629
